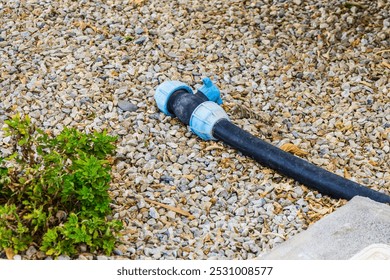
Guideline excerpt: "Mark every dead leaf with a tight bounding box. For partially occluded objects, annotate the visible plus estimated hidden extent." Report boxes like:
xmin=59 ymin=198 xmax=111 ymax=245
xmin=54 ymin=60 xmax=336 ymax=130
xmin=204 ymin=201 xmax=212 ymax=213
xmin=205 ymin=144 xmax=224 ymax=151
xmin=132 ymin=0 xmax=146 ymax=5
xmin=382 ymin=61 xmax=390 ymax=69
xmin=144 ymin=197 xmax=194 ymax=219
xmin=351 ymin=37 xmax=360 ymax=47
xmin=19 ymin=76 xmax=27 ymax=84
xmin=375 ymin=49 xmax=390 ymax=55
xmin=123 ymin=227 xmax=138 ymax=235
xmin=203 ymin=234 xmax=212 ymax=243
xmin=74 ymin=21 xmax=88 ymax=31
xmin=150 ymin=183 xmax=165 ymax=189
xmin=344 ymin=168 xmax=351 ymax=179
xmin=358 ymin=81 xmax=372 ymax=87
xmin=260 ymin=232 xmax=286 ymax=240
xmin=368 ymin=160 xmax=378 ymax=166
xmin=335 ymin=121 xmax=352 ymax=132
xmin=73 ymin=21 xmax=98 ymax=32
xmin=5 ymin=248 xmax=15 ymax=260
xmin=309 ymin=204 xmax=331 ymax=215
xmin=220 ymin=158 xmax=233 ymax=168
xmin=181 ymin=247 xmax=191 ymax=253
xmin=183 ymin=174 xmax=195 ymax=180
xmin=273 ymin=201 xmax=283 ymax=214
xmin=280 ymin=143 xmax=308 ymax=157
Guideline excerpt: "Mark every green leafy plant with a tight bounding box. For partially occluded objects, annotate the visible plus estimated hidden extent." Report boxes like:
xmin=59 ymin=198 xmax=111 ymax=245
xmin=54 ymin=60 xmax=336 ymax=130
xmin=123 ymin=35 xmax=134 ymax=42
xmin=0 ymin=114 xmax=122 ymax=257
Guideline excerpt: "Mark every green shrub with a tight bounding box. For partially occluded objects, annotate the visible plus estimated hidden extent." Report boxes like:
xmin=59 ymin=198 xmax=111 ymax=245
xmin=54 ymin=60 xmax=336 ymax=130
xmin=0 ymin=114 xmax=122 ymax=257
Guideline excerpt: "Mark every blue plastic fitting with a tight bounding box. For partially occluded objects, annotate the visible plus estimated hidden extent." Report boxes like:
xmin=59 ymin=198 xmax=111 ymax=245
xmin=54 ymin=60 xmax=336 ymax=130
xmin=154 ymin=80 xmax=193 ymax=116
xmin=189 ymin=101 xmax=230 ymax=140
xmin=198 ymin=77 xmax=223 ymax=105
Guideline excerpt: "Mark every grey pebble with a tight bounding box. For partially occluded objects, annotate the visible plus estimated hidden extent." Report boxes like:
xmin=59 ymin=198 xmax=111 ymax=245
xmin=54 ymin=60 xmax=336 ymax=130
xmin=227 ymin=196 xmax=237 ymax=204
xmin=149 ymin=207 xmax=160 ymax=219
xmin=235 ymin=206 xmax=246 ymax=216
xmin=137 ymin=198 xmax=146 ymax=208
xmin=249 ymin=243 xmax=259 ymax=253
xmin=13 ymin=255 xmax=22 ymax=260
xmin=252 ymin=198 xmax=266 ymax=207
xmin=294 ymin=187 xmax=304 ymax=197
xmin=160 ymin=175 xmax=174 ymax=183
xmin=149 ymin=113 xmax=161 ymax=120
xmin=118 ymin=100 xmax=137 ymax=112
xmin=127 ymin=247 xmax=136 ymax=254
xmin=162 ymin=197 xmax=175 ymax=205
xmin=80 ymin=97 xmax=92 ymax=104
xmin=122 ymin=55 xmax=131 ymax=62
xmin=25 ymin=246 xmax=37 ymax=258
xmin=134 ymin=36 xmax=147 ymax=45
xmin=79 ymin=244 xmax=87 ymax=253
xmin=113 ymin=36 xmax=123 ymax=42
xmin=57 ymin=255 xmax=71 ymax=260
xmin=178 ymin=185 xmax=189 ymax=192
xmin=135 ymin=27 xmax=144 ymax=34
xmin=21 ymin=31 xmax=30 ymax=38
xmin=113 ymin=249 xmax=123 ymax=256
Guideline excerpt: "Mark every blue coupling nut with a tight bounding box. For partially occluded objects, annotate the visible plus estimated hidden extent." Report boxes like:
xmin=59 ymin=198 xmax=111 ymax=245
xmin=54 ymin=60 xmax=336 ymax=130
xmin=189 ymin=101 xmax=230 ymax=140
xmin=198 ymin=77 xmax=223 ymax=105
xmin=154 ymin=80 xmax=193 ymax=116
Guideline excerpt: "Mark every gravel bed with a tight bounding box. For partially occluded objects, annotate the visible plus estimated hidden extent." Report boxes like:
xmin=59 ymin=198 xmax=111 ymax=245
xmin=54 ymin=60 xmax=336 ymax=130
xmin=0 ymin=0 xmax=389 ymax=260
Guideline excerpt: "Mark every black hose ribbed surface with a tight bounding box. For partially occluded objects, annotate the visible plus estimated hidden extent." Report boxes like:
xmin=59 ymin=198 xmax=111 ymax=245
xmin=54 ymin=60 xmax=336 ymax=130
xmin=167 ymin=90 xmax=207 ymax=124
xmin=213 ymin=119 xmax=390 ymax=204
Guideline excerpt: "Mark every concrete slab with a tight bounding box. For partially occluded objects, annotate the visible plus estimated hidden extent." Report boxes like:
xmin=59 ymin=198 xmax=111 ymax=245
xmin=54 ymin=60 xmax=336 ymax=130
xmin=259 ymin=196 xmax=390 ymax=260
xmin=350 ymin=244 xmax=390 ymax=260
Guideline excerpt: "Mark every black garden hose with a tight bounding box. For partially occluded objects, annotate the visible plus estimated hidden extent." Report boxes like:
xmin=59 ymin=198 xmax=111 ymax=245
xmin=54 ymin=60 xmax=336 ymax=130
xmin=155 ymin=79 xmax=390 ymax=204
xmin=213 ymin=119 xmax=390 ymax=204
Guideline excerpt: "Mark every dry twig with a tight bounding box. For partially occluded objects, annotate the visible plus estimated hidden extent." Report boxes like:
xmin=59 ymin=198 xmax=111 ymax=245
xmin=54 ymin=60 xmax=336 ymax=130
xmin=144 ymin=197 xmax=194 ymax=219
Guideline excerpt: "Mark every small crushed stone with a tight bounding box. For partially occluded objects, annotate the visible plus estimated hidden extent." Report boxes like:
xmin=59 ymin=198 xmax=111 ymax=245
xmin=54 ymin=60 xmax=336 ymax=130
xmin=118 ymin=99 xmax=138 ymax=112
xmin=134 ymin=36 xmax=147 ymax=45
xmin=0 ymin=0 xmax=389 ymax=260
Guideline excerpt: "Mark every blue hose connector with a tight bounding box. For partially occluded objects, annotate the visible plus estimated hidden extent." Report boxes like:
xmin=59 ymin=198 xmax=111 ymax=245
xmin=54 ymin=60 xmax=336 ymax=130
xmin=155 ymin=80 xmax=193 ymax=116
xmin=189 ymin=101 xmax=230 ymax=140
xmin=198 ymin=77 xmax=223 ymax=105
